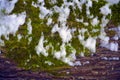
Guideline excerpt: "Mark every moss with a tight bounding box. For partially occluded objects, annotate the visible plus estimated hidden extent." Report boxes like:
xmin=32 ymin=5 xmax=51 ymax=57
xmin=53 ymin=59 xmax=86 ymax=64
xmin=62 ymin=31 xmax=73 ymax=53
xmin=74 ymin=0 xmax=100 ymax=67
xmin=71 ymin=37 xmax=83 ymax=55
xmin=12 ymin=0 xmax=25 ymax=14
xmin=44 ymin=0 xmax=63 ymax=9
xmin=44 ymin=0 xmax=55 ymax=9
xmin=51 ymin=12 xmax=59 ymax=23
xmin=111 ymin=2 xmax=120 ymax=25
xmin=2 ymin=0 xmax=120 ymax=71
xmin=90 ymin=0 xmax=106 ymax=20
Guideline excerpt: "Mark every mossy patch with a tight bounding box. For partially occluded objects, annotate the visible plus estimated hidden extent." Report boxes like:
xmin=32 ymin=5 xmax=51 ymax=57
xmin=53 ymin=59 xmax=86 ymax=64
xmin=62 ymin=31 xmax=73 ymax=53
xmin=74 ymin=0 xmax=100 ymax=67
xmin=1 ymin=0 xmax=120 ymax=72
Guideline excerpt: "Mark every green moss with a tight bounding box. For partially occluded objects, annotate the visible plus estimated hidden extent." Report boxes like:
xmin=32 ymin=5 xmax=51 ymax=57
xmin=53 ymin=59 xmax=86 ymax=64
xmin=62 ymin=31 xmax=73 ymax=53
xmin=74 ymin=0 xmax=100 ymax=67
xmin=3 ymin=0 xmax=120 ymax=72
xmin=12 ymin=0 xmax=25 ymax=14
xmin=111 ymin=2 xmax=120 ymax=25
xmin=71 ymin=37 xmax=83 ymax=55
xmin=90 ymin=0 xmax=106 ymax=20
xmin=51 ymin=12 xmax=59 ymax=23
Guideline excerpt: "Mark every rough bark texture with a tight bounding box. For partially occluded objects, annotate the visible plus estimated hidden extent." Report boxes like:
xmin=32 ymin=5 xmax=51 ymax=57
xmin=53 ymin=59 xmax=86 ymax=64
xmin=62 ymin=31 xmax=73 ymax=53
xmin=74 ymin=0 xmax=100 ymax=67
xmin=0 ymin=45 xmax=120 ymax=80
